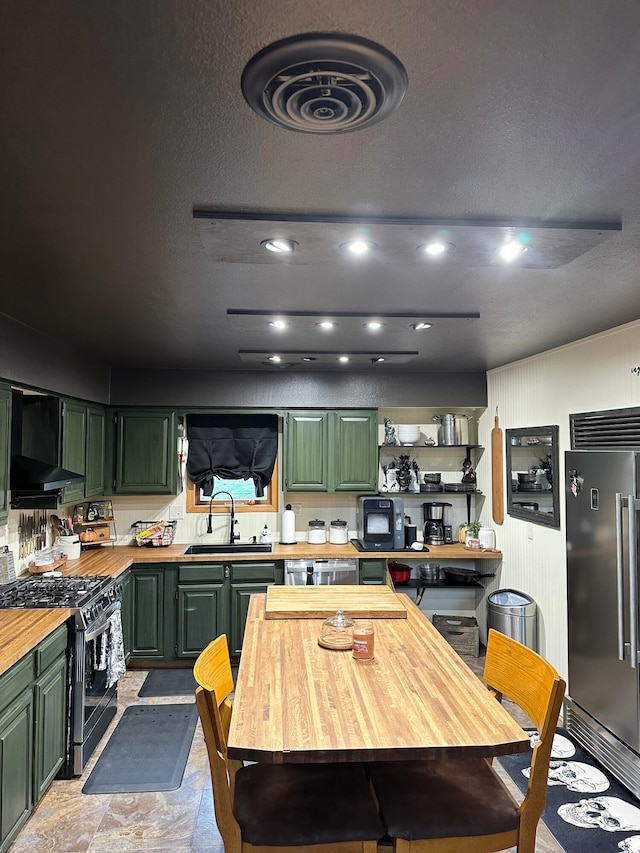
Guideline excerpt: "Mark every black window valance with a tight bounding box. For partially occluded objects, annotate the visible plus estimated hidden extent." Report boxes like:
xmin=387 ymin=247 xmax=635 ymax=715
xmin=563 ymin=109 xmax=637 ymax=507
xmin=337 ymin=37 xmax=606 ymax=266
xmin=186 ymin=414 xmax=278 ymax=498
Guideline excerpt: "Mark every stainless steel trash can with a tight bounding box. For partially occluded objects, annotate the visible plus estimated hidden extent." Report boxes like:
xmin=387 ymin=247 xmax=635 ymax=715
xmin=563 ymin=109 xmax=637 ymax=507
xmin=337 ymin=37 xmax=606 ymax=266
xmin=487 ymin=589 xmax=537 ymax=651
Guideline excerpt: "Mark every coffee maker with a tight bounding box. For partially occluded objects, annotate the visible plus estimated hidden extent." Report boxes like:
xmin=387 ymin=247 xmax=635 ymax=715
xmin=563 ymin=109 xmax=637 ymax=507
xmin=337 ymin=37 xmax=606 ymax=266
xmin=423 ymin=502 xmax=453 ymax=545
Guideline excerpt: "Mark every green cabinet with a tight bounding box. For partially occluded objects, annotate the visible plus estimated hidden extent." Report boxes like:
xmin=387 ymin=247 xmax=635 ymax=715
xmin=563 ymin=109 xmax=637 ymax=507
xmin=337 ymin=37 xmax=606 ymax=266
xmin=0 ymin=622 xmax=68 ymax=852
xmin=129 ymin=566 xmax=166 ymax=657
xmin=284 ymin=410 xmax=377 ymax=493
xmin=120 ymin=569 xmax=133 ymax=661
xmin=61 ymin=400 xmax=87 ymax=505
xmin=32 ymin=626 xmax=67 ymax=802
xmin=84 ymin=405 xmax=106 ymax=499
xmin=359 ymin=558 xmax=387 ymax=585
xmin=0 ymin=385 xmax=10 ymax=525
xmin=112 ymin=410 xmax=180 ymax=495
xmin=0 ymin=658 xmax=33 ymax=851
xmin=128 ymin=561 xmax=283 ymax=662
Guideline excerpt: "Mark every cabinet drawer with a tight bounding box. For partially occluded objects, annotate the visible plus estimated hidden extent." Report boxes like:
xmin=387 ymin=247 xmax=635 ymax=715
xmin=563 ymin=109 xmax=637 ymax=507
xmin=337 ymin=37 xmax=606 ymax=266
xmin=0 ymin=653 xmax=34 ymax=716
xmin=34 ymin=624 xmax=68 ymax=677
xmin=178 ymin=564 xmax=225 ymax=583
xmin=229 ymin=561 xmax=281 ymax=582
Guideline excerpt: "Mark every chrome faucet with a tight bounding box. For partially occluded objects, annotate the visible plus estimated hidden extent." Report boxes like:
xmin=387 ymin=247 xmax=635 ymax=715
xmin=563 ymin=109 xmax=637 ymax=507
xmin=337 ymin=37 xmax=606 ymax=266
xmin=207 ymin=491 xmax=240 ymax=545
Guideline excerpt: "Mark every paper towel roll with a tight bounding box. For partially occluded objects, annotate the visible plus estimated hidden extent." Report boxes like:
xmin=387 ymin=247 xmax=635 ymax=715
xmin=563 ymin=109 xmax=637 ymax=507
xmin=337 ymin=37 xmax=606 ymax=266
xmin=280 ymin=505 xmax=297 ymax=544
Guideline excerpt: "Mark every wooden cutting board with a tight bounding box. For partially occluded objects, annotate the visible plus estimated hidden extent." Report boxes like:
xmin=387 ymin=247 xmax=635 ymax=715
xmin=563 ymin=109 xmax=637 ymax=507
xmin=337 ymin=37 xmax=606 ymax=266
xmin=264 ymin=585 xmax=408 ymax=619
xmin=492 ymin=409 xmax=504 ymax=525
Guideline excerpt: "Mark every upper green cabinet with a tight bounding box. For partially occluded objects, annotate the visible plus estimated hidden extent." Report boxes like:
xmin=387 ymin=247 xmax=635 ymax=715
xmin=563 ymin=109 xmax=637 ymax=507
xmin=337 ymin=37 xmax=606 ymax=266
xmin=0 ymin=384 xmax=11 ymax=524
xmin=284 ymin=409 xmax=377 ymax=493
xmin=112 ymin=410 xmax=180 ymax=495
xmin=60 ymin=401 xmax=86 ymax=505
xmin=84 ymin=405 xmax=106 ymax=499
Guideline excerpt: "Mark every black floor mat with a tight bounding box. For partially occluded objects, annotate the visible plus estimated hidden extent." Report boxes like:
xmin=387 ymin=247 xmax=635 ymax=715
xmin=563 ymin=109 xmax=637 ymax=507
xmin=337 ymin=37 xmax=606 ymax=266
xmin=82 ymin=704 xmax=198 ymax=794
xmin=138 ymin=668 xmax=197 ymax=697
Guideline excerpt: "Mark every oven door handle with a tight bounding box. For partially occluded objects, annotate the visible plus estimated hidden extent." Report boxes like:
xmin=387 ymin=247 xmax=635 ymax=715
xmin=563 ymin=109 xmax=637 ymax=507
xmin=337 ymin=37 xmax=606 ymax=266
xmin=84 ymin=600 xmax=121 ymax=641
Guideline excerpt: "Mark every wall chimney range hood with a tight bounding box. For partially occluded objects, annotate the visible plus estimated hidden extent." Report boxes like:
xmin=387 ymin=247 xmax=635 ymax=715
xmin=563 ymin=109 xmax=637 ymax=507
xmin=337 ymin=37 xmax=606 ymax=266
xmin=10 ymin=390 xmax=85 ymax=509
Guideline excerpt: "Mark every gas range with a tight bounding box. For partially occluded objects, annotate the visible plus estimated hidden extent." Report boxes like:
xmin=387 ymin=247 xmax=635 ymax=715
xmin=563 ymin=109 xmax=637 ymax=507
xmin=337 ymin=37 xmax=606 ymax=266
xmin=0 ymin=574 xmax=120 ymax=629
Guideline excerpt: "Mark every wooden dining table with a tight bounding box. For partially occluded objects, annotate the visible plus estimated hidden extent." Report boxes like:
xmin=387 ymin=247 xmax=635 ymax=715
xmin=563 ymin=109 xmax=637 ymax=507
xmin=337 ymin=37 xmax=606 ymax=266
xmin=227 ymin=588 xmax=530 ymax=765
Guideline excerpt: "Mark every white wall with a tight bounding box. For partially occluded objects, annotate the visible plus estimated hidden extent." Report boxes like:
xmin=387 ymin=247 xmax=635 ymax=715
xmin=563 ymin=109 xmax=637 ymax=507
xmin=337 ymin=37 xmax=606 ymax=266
xmin=475 ymin=319 xmax=640 ymax=681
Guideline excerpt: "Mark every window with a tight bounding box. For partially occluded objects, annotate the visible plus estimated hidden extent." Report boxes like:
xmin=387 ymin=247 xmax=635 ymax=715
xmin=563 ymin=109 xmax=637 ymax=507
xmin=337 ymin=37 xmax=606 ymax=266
xmin=187 ymin=457 xmax=279 ymax=513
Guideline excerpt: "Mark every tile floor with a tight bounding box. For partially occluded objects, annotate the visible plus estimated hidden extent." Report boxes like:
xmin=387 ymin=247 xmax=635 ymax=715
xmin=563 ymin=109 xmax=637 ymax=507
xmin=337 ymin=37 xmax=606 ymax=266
xmin=8 ymin=653 xmax=563 ymax=853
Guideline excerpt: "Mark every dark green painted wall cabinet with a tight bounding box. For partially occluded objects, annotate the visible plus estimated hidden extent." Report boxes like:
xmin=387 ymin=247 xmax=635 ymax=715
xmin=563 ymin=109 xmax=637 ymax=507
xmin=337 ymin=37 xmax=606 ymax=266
xmin=284 ymin=410 xmax=377 ymax=492
xmin=61 ymin=400 xmax=86 ymax=505
xmin=0 ymin=385 xmax=10 ymax=525
xmin=112 ymin=410 xmax=180 ymax=495
xmin=84 ymin=405 xmax=106 ymax=499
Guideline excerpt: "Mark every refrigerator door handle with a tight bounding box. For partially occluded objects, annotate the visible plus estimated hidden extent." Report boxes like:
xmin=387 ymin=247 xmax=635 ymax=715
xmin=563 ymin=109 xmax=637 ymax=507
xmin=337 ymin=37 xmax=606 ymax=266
xmin=628 ymin=493 xmax=638 ymax=670
xmin=616 ymin=492 xmax=626 ymax=662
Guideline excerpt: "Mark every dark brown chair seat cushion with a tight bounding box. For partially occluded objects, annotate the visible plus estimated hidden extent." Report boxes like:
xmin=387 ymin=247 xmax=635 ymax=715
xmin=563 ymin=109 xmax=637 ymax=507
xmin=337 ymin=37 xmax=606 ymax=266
xmin=367 ymin=758 xmax=520 ymax=841
xmin=234 ymin=762 xmax=384 ymax=846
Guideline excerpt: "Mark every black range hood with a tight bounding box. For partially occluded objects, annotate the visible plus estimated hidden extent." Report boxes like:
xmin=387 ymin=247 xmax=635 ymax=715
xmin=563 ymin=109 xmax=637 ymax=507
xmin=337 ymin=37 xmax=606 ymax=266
xmin=10 ymin=390 xmax=86 ymax=508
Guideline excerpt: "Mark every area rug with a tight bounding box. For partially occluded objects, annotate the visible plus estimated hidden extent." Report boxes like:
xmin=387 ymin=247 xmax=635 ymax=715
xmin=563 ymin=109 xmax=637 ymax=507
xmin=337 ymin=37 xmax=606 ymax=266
xmin=82 ymin=704 xmax=198 ymax=794
xmin=138 ymin=667 xmax=197 ymax=697
xmin=498 ymin=728 xmax=640 ymax=852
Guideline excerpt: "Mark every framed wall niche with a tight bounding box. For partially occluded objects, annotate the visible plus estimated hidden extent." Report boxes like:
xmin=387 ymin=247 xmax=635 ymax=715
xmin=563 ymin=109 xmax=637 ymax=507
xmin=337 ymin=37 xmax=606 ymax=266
xmin=506 ymin=425 xmax=560 ymax=528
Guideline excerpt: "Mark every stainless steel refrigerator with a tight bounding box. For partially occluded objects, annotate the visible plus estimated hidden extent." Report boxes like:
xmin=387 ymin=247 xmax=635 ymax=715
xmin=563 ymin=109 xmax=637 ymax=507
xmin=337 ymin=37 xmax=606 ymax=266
xmin=565 ymin=449 xmax=640 ymax=796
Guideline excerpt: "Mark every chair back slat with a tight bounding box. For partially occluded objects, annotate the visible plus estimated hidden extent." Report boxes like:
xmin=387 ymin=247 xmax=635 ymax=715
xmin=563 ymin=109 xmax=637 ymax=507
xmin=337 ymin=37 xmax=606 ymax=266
xmin=193 ymin=634 xmax=235 ymax=754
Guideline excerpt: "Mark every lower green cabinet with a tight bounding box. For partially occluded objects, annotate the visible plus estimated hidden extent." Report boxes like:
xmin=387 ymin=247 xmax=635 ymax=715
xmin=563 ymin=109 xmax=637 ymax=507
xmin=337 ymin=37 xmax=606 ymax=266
xmin=0 ymin=622 xmax=69 ymax=853
xmin=359 ymin=558 xmax=387 ymax=585
xmin=33 ymin=655 xmax=67 ymax=802
xmin=176 ymin=584 xmax=226 ymax=658
xmin=0 ymin=689 xmax=32 ymax=850
xmin=127 ymin=561 xmax=283 ymax=662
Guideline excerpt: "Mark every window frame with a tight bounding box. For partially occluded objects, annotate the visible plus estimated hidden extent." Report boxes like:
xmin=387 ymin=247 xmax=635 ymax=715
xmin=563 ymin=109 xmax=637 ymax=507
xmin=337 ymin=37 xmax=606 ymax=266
xmin=186 ymin=456 xmax=279 ymax=514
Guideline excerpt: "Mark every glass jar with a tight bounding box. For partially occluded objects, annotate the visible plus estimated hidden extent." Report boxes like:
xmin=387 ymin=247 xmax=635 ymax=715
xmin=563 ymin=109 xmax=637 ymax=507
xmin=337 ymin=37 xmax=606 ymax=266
xmin=319 ymin=610 xmax=355 ymax=650
xmin=329 ymin=519 xmax=348 ymax=544
xmin=308 ymin=519 xmax=327 ymax=544
xmin=352 ymin=620 xmax=375 ymax=660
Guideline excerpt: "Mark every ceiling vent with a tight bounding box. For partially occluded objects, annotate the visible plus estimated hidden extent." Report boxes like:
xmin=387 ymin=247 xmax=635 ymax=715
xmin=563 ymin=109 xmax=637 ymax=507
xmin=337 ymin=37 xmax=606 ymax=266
xmin=241 ymin=32 xmax=407 ymax=134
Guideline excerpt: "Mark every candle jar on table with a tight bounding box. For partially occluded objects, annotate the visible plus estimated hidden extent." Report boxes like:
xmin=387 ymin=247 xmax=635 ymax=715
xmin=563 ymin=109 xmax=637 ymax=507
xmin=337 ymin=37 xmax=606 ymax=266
xmin=352 ymin=620 xmax=375 ymax=660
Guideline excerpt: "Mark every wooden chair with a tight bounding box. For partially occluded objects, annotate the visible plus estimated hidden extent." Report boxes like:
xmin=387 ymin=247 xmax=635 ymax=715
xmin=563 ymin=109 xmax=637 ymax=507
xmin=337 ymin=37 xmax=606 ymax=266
xmin=367 ymin=628 xmax=566 ymax=853
xmin=194 ymin=635 xmax=384 ymax=853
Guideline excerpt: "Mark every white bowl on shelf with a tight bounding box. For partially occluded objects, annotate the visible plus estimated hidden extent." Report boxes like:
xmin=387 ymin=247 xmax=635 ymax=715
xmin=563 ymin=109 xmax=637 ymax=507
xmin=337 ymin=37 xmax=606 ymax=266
xmin=397 ymin=425 xmax=421 ymax=445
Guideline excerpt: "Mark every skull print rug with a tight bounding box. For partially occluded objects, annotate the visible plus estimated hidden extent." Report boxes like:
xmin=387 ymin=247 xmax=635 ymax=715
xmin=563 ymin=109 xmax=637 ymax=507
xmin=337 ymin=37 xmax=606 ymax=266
xmin=498 ymin=728 xmax=640 ymax=852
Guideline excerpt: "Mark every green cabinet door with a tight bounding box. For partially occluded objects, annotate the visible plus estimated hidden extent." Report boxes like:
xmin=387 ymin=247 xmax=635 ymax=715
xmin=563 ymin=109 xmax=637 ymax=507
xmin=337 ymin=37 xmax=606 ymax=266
xmin=61 ymin=400 xmax=86 ymax=505
xmin=176 ymin=584 xmax=225 ymax=658
xmin=130 ymin=567 xmax=165 ymax=657
xmin=113 ymin=410 xmax=179 ymax=495
xmin=228 ymin=583 xmax=272 ymax=656
xmin=359 ymin=558 xmax=387 ymax=585
xmin=0 ymin=691 xmax=33 ymax=849
xmin=32 ymin=655 xmax=67 ymax=803
xmin=0 ymin=385 xmax=10 ymax=524
xmin=284 ymin=411 xmax=329 ymax=491
xmin=120 ymin=570 xmax=133 ymax=661
xmin=330 ymin=410 xmax=378 ymax=492
xmin=84 ymin=405 xmax=105 ymax=498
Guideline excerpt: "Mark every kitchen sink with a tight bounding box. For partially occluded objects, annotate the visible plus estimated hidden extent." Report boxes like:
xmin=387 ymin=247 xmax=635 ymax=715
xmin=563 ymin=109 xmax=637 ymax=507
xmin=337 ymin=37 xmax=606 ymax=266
xmin=183 ymin=543 xmax=273 ymax=555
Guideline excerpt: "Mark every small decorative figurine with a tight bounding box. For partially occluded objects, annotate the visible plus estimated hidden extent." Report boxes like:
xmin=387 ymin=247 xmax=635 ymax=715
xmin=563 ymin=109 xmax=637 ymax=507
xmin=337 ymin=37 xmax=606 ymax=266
xmin=393 ymin=455 xmax=420 ymax=492
xmin=383 ymin=418 xmax=400 ymax=446
xmin=461 ymin=457 xmax=476 ymax=484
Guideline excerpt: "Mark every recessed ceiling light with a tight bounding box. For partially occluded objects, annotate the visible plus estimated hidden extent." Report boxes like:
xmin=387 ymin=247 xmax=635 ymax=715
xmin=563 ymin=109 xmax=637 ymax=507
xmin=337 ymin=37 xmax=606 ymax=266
xmin=317 ymin=321 xmax=336 ymax=330
xmin=302 ymin=356 xmax=317 ymax=362
xmin=267 ymin=320 xmax=288 ymax=330
xmin=268 ymin=355 xmax=282 ymax=362
xmin=364 ymin=321 xmax=384 ymax=331
xmin=419 ymin=241 xmax=455 ymax=257
xmin=338 ymin=355 xmax=350 ymax=363
xmin=371 ymin=357 xmax=386 ymax=363
xmin=339 ymin=239 xmax=377 ymax=255
xmin=261 ymin=238 xmax=298 ymax=253
xmin=499 ymin=240 xmax=527 ymax=262
xmin=412 ymin=322 xmax=433 ymax=331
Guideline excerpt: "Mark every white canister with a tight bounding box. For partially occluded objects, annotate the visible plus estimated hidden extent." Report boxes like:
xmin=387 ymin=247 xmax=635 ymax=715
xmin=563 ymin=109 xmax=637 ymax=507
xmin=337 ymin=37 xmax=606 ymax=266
xmin=478 ymin=527 xmax=496 ymax=550
xmin=329 ymin=519 xmax=349 ymax=545
xmin=57 ymin=536 xmax=81 ymax=560
xmin=308 ymin=519 xmax=327 ymax=545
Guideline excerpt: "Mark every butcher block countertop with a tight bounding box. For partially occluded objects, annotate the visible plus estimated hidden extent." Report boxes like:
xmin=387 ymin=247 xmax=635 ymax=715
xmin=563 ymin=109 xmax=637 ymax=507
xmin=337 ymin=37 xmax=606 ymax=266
xmin=265 ymin=585 xmax=407 ymax=619
xmin=0 ymin=541 xmax=501 ymax=677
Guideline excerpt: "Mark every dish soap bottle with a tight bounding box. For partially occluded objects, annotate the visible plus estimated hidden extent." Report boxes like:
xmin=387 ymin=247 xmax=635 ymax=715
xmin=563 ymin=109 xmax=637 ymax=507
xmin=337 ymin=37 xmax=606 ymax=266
xmin=260 ymin=524 xmax=271 ymax=545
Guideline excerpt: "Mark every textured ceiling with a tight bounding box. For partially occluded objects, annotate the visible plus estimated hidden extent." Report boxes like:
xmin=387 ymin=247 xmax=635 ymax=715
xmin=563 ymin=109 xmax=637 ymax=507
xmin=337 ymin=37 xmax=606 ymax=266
xmin=1 ymin=1 xmax=639 ymax=374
